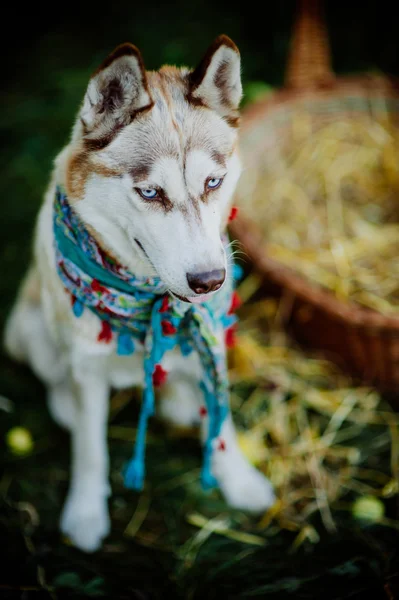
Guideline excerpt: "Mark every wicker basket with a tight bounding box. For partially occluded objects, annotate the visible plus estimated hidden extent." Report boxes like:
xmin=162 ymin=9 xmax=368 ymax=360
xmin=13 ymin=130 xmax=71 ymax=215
xmin=230 ymin=0 xmax=399 ymax=396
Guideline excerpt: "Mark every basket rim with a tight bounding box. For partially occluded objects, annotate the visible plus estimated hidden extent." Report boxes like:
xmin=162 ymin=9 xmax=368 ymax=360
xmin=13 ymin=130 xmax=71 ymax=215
xmin=241 ymin=73 xmax=399 ymax=126
xmin=230 ymin=214 xmax=399 ymax=333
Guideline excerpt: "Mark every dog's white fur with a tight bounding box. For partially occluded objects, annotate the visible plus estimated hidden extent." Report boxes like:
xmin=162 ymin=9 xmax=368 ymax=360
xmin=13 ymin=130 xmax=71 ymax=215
xmin=4 ymin=37 xmax=275 ymax=552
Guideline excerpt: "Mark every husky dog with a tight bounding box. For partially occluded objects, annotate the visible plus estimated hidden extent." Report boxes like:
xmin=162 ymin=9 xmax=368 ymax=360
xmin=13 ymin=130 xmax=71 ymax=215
xmin=5 ymin=36 xmax=275 ymax=552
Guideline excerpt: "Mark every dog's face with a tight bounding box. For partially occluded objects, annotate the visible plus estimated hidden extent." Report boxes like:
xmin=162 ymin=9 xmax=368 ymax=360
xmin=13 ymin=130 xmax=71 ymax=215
xmin=66 ymin=36 xmax=242 ymax=302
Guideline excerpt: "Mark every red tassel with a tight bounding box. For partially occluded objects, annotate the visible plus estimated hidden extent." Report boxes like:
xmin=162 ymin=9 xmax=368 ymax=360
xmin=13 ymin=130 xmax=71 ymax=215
xmin=228 ymin=291 xmax=242 ymax=315
xmin=228 ymin=206 xmax=238 ymax=222
xmin=218 ymin=439 xmax=226 ymax=451
xmin=225 ymin=325 xmax=237 ymax=348
xmin=91 ymin=279 xmax=107 ymax=294
xmin=199 ymin=406 xmax=207 ymax=418
xmin=153 ymin=364 xmax=168 ymax=387
xmin=161 ymin=320 xmax=177 ymax=336
xmin=98 ymin=321 xmax=113 ymax=343
xmin=159 ymin=296 xmax=169 ymax=313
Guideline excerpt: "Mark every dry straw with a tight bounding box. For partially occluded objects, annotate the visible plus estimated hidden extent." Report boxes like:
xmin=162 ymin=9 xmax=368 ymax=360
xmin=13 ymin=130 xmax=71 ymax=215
xmin=235 ymin=114 xmax=399 ymax=315
xmin=228 ymin=278 xmax=399 ymax=544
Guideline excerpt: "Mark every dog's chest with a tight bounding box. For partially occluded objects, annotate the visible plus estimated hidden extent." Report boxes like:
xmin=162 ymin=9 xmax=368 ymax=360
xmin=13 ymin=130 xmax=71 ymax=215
xmin=104 ymin=343 xmax=199 ymax=390
xmin=106 ymin=350 xmax=145 ymax=389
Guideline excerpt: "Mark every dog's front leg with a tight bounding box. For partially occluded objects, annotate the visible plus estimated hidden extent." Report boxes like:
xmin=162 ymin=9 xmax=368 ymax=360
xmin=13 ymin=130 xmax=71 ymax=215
xmin=202 ymin=413 xmax=276 ymax=514
xmin=160 ymin=345 xmax=276 ymax=512
xmin=60 ymin=357 xmax=111 ymax=552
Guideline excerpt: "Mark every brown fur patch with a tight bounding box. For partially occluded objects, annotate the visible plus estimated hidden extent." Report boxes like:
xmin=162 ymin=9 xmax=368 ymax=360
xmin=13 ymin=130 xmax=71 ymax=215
xmin=200 ymin=191 xmax=209 ymax=205
xmin=225 ymin=115 xmax=240 ymax=128
xmin=66 ymin=148 xmax=122 ymax=200
xmin=211 ymin=150 xmax=227 ymax=167
xmin=185 ymin=92 xmax=208 ymax=109
xmin=65 ymin=150 xmax=123 ymax=261
xmin=157 ymin=189 xmax=173 ymax=213
xmin=130 ymin=163 xmax=150 ymax=182
xmin=157 ymin=65 xmax=189 ymax=86
xmin=152 ymin=70 xmax=177 ymax=119
xmin=66 ymin=150 xmax=91 ymax=200
xmin=188 ymin=194 xmax=202 ymax=219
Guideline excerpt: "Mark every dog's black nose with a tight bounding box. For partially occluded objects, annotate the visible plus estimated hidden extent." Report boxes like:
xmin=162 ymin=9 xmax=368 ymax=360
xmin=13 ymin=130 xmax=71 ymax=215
xmin=187 ymin=269 xmax=226 ymax=295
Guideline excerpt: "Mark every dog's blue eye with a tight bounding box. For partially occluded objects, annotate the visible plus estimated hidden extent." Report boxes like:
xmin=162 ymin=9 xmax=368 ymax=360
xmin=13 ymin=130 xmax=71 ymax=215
xmin=207 ymin=178 xmax=222 ymax=190
xmin=139 ymin=188 xmax=158 ymax=199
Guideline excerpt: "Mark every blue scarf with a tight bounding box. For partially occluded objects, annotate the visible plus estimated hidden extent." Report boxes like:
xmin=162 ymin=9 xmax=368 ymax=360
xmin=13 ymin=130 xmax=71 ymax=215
xmin=53 ymin=186 xmax=242 ymax=491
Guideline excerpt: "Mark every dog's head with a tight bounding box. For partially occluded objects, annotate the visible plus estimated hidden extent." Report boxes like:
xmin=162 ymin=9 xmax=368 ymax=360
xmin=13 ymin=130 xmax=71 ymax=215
xmin=66 ymin=36 xmax=242 ymax=302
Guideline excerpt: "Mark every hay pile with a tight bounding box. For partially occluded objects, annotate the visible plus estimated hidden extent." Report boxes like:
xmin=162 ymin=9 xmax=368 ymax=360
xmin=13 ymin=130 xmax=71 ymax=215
xmin=223 ymin=274 xmax=399 ymax=545
xmin=235 ymin=108 xmax=399 ymax=314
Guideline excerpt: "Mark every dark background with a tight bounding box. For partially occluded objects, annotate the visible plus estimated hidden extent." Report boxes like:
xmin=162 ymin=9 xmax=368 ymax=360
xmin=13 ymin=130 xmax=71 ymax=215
xmin=2 ymin=0 xmax=399 ymax=317
xmin=1 ymin=1 xmax=399 ymax=598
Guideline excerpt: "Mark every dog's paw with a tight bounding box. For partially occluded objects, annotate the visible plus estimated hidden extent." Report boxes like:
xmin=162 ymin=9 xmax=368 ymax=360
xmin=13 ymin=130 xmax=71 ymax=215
xmin=216 ymin=456 xmax=276 ymax=514
xmin=60 ymin=490 xmax=110 ymax=553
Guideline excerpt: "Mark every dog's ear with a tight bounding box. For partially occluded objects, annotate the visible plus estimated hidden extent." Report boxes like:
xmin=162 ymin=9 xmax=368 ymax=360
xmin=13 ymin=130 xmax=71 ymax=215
xmin=80 ymin=43 xmax=153 ymax=148
xmin=188 ymin=35 xmax=242 ymax=123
